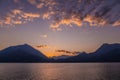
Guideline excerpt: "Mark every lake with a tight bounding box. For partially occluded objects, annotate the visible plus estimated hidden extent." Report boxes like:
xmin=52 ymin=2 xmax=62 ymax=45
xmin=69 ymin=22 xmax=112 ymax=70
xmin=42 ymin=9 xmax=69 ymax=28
xmin=0 ymin=63 xmax=119 ymax=80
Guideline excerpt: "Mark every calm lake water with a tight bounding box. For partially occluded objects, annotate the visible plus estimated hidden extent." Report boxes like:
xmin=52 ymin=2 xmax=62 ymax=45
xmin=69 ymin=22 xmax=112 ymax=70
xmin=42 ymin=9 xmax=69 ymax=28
xmin=0 ymin=63 xmax=119 ymax=80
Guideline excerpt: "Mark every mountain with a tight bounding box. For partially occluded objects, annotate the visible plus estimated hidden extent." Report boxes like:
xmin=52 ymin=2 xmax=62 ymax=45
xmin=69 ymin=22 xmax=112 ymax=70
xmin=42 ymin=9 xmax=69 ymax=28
xmin=91 ymin=43 xmax=120 ymax=62
xmin=93 ymin=43 xmax=120 ymax=55
xmin=52 ymin=55 xmax=72 ymax=60
xmin=0 ymin=43 xmax=120 ymax=63
xmin=56 ymin=43 xmax=120 ymax=62
xmin=0 ymin=44 xmax=49 ymax=62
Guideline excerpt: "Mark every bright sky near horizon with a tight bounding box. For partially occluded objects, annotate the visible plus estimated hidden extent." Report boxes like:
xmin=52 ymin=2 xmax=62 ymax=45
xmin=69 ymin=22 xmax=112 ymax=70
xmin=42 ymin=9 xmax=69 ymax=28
xmin=0 ymin=0 xmax=120 ymax=57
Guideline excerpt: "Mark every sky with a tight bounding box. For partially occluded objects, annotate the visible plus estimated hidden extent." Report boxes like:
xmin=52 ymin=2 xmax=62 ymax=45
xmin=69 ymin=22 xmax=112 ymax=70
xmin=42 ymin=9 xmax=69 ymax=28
xmin=0 ymin=0 xmax=120 ymax=57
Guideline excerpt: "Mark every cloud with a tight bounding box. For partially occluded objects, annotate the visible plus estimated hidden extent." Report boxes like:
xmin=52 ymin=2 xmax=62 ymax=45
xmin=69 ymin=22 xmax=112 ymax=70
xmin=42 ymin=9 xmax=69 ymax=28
xmin=12 ymin=9 xmax=40 ymax=21
xmin=41 ymin=34 xmax=48 ymax=38
xmin=0 ymin=0 xmax=120 ymax=28
xmin=39 ymin=0 xmax=120 ymax=29
xmin=0 ymin=9 xmax=40 ymax=26
xmin=113 ymin=21 xmax=120 ymax=26
xmin=37 ymin=3 xmax=44 ymax=9
xmin=56 ymin=49 xmax=79 ymax=55
xmin=14 ymin=0 xmax=19 ymax=3
xmin=36 ymin=45 xmax=48 ymax=48
xmin=28 ymin=0 xmax=38 ymax=5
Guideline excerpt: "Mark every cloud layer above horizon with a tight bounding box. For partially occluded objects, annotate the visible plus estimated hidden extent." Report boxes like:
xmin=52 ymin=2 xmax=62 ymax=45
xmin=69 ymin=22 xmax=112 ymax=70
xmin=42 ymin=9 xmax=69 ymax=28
xmin=0 ymin=0 xmax=120 ymax=29
xmin=56 ymin=49 xmax=80 ymax=55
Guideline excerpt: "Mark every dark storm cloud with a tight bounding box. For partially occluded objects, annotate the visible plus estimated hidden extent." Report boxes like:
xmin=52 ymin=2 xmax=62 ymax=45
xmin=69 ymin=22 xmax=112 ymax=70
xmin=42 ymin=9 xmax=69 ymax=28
xmin=0 ymin=0 xmax=120 ymax=28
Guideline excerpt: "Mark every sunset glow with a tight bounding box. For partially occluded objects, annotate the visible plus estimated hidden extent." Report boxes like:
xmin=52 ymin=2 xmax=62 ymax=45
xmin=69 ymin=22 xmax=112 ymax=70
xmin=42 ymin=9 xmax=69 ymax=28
xmin=0 ymin=0 xmax=120 ymax=57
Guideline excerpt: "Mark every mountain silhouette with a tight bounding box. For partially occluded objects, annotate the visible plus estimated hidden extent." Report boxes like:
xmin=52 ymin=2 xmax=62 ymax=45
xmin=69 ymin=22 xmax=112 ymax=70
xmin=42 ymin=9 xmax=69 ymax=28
xmin=0 ymin=43 xmax=120 ymax=62
xmin=0 ymin=44 xmax=48 ymax=62
xmin=93 ymin=43 xmax=120 ymax=55
xmin=55 ymin=43 xmax=120 ymax=62
xmin=52 ymin=55 xmax=71 ymax=60
xmin=91 ymin=43 xmax=120 ymax=62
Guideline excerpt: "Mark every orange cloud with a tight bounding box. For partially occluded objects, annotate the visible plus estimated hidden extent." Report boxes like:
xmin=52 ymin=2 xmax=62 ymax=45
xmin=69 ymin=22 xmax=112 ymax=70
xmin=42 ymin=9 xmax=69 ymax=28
xmin=4 ymin=17 xmax=11 ymax=25
xmin=0 ymin=0 xmax=120 ymax=28
xmin=56 ymin=49 xmax=79 ymax=55
xmin=42 ymin=12 xmax=50 ymax=19
xmin=113 ymin=21 xmax=120 ymax=26
xmin=13 ymin=21 xmax=22 ymax=25
xmin=37 ymin=3 xmax=44 ymax=9
xmin=28 ymin=0 xmax=37 ymax=5
xmin=50 ymin=18 xmax=82 ymax=29
xmin=12 ymin=9 xmax=40 ymax=19
xmin=0 ymin=9 xmax=40 ymax=26
xmin=39 ymin=0 xmax=120 ymax=29
xmin=23 ymin=13 xmax=40 ymax=18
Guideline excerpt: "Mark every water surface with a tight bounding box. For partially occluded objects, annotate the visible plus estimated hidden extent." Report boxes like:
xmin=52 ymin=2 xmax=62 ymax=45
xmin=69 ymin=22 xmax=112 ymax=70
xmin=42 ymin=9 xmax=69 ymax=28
xmin=0 ymin=63 xmax=120 ymax=80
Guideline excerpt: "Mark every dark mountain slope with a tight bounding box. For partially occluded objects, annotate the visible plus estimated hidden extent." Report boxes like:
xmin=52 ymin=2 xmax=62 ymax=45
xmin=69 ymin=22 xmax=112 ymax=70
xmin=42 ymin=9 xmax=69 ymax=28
xmin=0 ymin=44 xmax=49 ymax=62
xmin=55 ymin=43 xmax=120 ymax=62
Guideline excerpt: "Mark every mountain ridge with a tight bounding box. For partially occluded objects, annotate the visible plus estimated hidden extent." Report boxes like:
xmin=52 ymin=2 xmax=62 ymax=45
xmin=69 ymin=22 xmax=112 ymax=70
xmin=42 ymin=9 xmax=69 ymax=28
xmin=0 ymin=43 xmax=120 ymax=62
xmin=0 ymin=44 xmax=48 ymax=62
xmin=54 ymin=43 xmax=120 ymax=62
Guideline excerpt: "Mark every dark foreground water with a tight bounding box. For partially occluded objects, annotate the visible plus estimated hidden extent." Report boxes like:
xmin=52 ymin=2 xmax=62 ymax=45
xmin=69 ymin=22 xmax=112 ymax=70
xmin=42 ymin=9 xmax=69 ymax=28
xmin=0 ymin=63 xmax=120 ymax=80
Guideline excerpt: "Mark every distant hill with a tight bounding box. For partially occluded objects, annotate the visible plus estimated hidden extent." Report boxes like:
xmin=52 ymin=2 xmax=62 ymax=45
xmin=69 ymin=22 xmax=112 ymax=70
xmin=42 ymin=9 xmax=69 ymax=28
xmin=0 ymin=43 xmax=120 ymax=63
xmin=55 ymin=43 xmax=120 ymax=62
xmin=52 ymin=55 xmax=72 ymax=60
xmin=0 ymin=44 xmax=49 ymax=62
